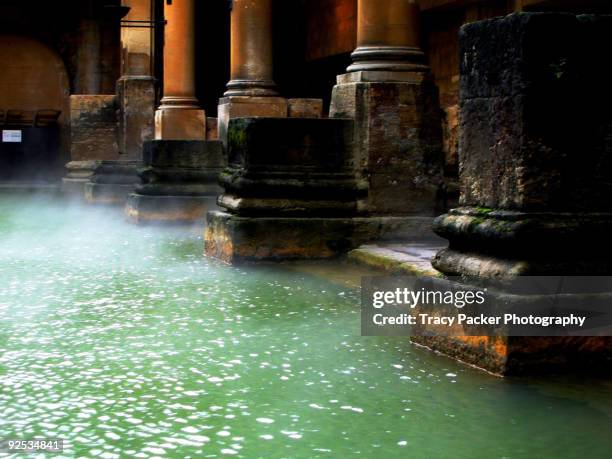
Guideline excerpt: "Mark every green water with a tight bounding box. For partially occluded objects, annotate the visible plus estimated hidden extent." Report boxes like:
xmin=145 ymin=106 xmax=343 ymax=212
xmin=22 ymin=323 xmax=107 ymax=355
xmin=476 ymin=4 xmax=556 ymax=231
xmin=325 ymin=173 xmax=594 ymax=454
xmin=0 ymin=194 xmax=611 ymax=459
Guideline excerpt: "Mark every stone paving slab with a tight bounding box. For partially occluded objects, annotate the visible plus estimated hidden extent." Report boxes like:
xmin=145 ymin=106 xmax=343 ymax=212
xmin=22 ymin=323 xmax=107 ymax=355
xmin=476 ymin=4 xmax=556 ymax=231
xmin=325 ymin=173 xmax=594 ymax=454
xmin=348 ymin=240 xmax=447 ymax=277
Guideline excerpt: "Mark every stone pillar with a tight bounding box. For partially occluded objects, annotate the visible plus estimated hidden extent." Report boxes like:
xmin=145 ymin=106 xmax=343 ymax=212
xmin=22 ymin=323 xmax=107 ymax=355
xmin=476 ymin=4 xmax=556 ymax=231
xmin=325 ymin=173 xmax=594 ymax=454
xmin=65 ymin=2 xmax=117 ymax=196
xmin=348 ymin=0 xmax=427 ymax=75
xmin=330 ymin=0 xmax=444 ymax=219
xmin=154 ymin=0 xmax=206 ymax=140
xmin=218 ymin=0 xmax=288 ymax=145
xmin=117 ymin=0 xmax=155 ymax=159
xmin=225 ymin=0 xmax=277 ymax=97
xmin=76 ymin=18 xmax=102 ymax=95
xmin=424 ymin=13 xmax=612 ymax=375
xmin=84 ymin=0 xmax=153 ymax=204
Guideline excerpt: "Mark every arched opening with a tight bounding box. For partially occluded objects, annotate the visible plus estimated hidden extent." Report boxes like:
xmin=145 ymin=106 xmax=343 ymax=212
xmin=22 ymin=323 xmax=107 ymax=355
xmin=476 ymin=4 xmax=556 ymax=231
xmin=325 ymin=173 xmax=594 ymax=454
xmin=0 ymin=35 xmax=70 ymax=182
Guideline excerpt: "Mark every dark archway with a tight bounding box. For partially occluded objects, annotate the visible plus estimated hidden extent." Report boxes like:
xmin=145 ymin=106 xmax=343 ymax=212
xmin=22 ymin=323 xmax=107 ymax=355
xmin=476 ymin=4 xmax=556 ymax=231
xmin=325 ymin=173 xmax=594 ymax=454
xmin=0 ymin=35 xmax=70 ymax=181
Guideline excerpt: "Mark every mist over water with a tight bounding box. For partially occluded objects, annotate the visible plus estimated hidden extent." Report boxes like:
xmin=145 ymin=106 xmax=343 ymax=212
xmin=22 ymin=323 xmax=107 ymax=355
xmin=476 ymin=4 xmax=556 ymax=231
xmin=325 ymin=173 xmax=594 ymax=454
xmin=0 ymin=193 xmax=611 ymax=458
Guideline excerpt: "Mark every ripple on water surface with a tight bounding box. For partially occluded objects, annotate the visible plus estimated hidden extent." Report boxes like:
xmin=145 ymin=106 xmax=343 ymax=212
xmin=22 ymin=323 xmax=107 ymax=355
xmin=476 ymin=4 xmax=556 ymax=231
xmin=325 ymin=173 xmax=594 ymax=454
xmin=0 ymin=194 xmax=611 ymax=459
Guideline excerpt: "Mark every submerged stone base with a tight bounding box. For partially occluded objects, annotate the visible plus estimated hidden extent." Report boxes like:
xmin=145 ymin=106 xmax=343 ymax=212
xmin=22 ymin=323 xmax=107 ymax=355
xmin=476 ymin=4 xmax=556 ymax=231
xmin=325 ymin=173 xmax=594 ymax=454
xmin=62 ymin=160 xmax=100 ymax=196
xmin=125 ymin=140 xmax=226 ymax=224
xmin=204 ymin=211 xmax=433 ymax=263
xmin=125 ymin=194 xmax=218 ymax=225
xmin=412 ymin=336 xmax=612 ymax=376
xmin=84 ymin=160 xmax=140 ymax=205
xmin=85 ymin=183 xmax=137 ymax=206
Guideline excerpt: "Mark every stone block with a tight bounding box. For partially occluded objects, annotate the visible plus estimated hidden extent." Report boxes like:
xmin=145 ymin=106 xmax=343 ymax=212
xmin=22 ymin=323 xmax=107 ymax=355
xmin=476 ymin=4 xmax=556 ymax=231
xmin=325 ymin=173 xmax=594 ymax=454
xmin=154 ymin=107 xmax=206 ymax=141
xmin=458 ymin=13 xmax=612 ymax=212
xmin=126 ymin=195 xmax=218 ymax=225
xmin=125 ymin=140 xmax=226 ymax=224
xmin=287 ymin=99 xmax=323 ymax=118
xmin=85 ymin=160 xmax=140 ymax=205
xmin=217 ymin=96 xmax=288 ymax=146
xmin=330 ymin=76 xmax=444 ymax=216
xmin=219 ymin=117 xmax=366 ymax=215
xmin=69 ymin=95 xmax=118 ymax=162
xmin=142 ymin=140 xmax=225 ymax=170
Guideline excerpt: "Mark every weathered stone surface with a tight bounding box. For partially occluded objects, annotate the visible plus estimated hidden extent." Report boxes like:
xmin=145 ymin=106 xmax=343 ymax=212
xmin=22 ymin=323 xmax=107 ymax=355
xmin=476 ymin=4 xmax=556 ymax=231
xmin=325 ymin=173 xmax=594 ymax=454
xmin=458 ymin=13 xmax=612 ymax=212
xmin=126 ymin=140 xmax=226 ymax=224
xmin=142 ymin=140 xmax=225 ymax=170
xmin=287 ymin=99 xmax=323 ymax=118
xmin=217 ymin=96 xmax=288 ymax=146
xmin=69 ymin=95 xmax=118 ymax=162
xmin=116 ymin=76 xmax=155 ymax=159
xmin=434 ymin=13 xmax=612 ymax=278
xmin=219 ymin=117 xmax=367 ymax=216
xmin=412 ymin=336 xmax=612 ymax=376
xmin=206 ymin=117 xmax=219 ymax=140
xmin=62 ymin=160 xmax=101 ymax=195
xmin=428 ymin=13 xmax=612 ymax=375
xmin=349 ymin=241 xmax=445 ymax=276
xmin=85 ymin=160 xmax=140 ymax=205
xmin=205 ymin=211 xmax=436 ymax=263
xmin=154 ymin=107 xmax=206 ymax=141
xmin=205 ymin=117 xmax=433 ymax=262
xmin=330 ymin=75 xmax=444 ymax=216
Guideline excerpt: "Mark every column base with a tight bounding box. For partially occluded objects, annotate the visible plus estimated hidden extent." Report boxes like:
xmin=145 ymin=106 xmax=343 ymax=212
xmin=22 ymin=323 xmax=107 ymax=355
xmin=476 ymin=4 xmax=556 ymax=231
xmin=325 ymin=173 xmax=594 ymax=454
xmin=432 ymin=207 xmax=612 ymax=277
xmin=62 ymin=160 xmax=101 ymax=196
xmin=337 ymin=70 xmax=428 ymax=84
xmin=347 ymin=46 xmax=429 ymax=74
xmin=125 ymin=139 xmax=226 ymax=224
xmin=85 ymin=183 xmax=137 ymax=205
xmin=155 ymin=106 xmax=206 ymax=140
xmin=218 ymin=96 xmax=288 ymax=145
xmin=84 ymin=160 xmax=140 ymax=205
xmin=204 ymin=211 xmax=433 ymax=264
xmin=412 ymin=335 xmax=612 ymax=376
xmin=125 ymin=194 xmax=219 ymax=225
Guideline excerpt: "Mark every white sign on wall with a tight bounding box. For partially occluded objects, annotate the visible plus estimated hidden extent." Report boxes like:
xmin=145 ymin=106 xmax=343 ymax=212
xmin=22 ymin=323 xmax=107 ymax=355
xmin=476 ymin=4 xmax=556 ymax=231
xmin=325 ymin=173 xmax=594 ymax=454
xmin=2 ymin=130 xmax=22 ymax=143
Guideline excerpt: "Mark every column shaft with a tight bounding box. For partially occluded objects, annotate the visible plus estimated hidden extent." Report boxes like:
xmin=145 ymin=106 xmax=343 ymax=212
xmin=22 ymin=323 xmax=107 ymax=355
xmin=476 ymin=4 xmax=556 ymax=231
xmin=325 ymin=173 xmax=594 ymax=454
xmin=161 ymin=0 xmax=197 ymax=105
xmin=77 ymin=18 xmax=102 ymax=94
xmin=155 ymin=0 xmax=205 ymax=140
xmin=225 ymin=0 xmax=277 ymax=97
xmin=348 ymin=0 xmax=427 ymax=73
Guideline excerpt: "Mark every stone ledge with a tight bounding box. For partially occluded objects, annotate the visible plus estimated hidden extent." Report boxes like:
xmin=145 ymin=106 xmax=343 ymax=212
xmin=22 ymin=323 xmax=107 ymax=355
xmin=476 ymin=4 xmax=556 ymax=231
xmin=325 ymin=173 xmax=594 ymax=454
xmin=348 ymin=242 xmax=445 ymax=276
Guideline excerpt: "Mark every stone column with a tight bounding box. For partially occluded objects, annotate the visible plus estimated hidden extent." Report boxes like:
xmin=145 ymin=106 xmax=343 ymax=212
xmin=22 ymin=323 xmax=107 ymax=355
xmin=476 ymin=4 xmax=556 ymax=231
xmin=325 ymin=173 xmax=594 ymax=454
xmin=425 ymin=13 xmax=612 ymax=376
xmin=155 ymin=0 xmax=206 ymax=140
xmin=218 ymin=0 xmax=287 ymax=145
xmin=76 ymin=18 xmax=102 ymax=95
xmin=117 ymin=0 xmax=155 ymax=159
xmin=347 ymin=0 xmax=427 ymax=75
xmin=225 ymin=0 xmax=277 ymax=97
xmin=65 ymin=2 xmax=116 ymax=196
xmin=330 ymin=0 xmax=443 ymax=218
